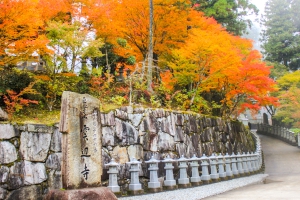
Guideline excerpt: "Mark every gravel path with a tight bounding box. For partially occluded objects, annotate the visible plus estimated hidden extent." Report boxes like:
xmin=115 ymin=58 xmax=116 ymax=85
xmin=119 ymin=174 xmax=268 ymax=200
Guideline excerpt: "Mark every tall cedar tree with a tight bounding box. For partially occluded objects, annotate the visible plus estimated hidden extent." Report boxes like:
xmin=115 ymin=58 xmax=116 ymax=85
xmin=262 ymin=0 xmax=300 ymax=71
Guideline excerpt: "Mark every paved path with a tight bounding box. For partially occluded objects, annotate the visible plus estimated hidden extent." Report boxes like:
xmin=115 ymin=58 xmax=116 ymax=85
xmin=204 ymin=134 xmax=300 ymax=200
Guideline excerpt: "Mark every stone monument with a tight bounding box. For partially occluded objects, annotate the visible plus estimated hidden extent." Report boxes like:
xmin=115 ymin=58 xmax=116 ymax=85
xmin=45 ymin=91 xmax=117 ymax=200
xmin=59 ymin=91 xmax=103 ymax=189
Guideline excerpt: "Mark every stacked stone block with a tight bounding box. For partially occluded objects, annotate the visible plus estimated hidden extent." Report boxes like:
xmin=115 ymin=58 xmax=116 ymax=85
xmin=0 ymin=123 xmax=62 ymax=200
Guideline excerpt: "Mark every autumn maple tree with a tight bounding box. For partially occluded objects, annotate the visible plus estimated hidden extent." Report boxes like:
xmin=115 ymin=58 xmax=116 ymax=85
xmin=0 ymin=0 xmax=280 ymax=120
xmin=3 ymin=82 xmax=39 ymax=119
xmin=0 ymin=0 xmax=48 ymax=68
xmin=274 ymin=71 xmax=300 ymax=127
xmin=163 ymin=14 xmax=278 ymax=117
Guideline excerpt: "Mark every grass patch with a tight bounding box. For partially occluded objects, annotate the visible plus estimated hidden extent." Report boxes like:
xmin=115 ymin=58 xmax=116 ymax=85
xmin=100 ymin=103 xmax=123 ymax=113
xmin=11 ymin=108 xmax=61 ymax=125
xmin=8 ymin=103 xmax=123 ymax=124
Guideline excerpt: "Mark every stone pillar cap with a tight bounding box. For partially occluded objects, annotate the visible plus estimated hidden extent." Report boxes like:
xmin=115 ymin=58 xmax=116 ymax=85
xmin=250 ymin=152 xmax=257 ymax=157
xmin=230 ymin=152 xmax=237 ymax=158
xmin=126 ymin=157 xmax=142 ymax=165
xmin=200 ymin=154 xmax=209 ymax=160
xmin=105 ymin=158 xmax=120 ymax=167
xmin=224 ymin=153 xmax=231 ymax=159
xmin=216 ymin=153 xmax=224 ymax=159
xmin=209 ymin=153 xmax=217 ymax=160
xmin=162 ymin=155 xmax=176 ymax=163
xmin=145 ymin=156 xmax=161 ymax=164
xmin=177 ymin=155 xmax=188 ymax=162
xmin=189 ymin=154 xmax=201 ymax=161
xmin=236 ymin=152 xmax=243 ymax=157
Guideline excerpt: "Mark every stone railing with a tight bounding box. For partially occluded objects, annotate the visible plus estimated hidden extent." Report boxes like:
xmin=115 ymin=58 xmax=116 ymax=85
xmin=257 ymin=124 xmax=298 ymax=146
xmin=104 ymin=129 xmax=263 ymax=196
xmin=105 ymin=125 xmax=264 ymax=196
xmin=105 ymin=151 xmax=263 ymax=196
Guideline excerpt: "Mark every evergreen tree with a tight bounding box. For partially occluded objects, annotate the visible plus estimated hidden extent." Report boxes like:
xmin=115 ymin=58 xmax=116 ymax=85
xmin=262 ymin=0 xmax=300 ymax=71
xmin=192 ymin=0 xmax=258 ymax=36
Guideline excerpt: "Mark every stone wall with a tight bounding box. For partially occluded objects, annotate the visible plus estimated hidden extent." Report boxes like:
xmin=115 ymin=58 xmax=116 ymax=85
xmin=0 ymin=123 xmax=62 ymax=200
xmin=0 ymin=106 xmax=256 ymax=199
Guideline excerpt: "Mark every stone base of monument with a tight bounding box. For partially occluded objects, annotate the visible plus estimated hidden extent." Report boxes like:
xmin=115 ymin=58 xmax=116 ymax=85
xmin=163 ymin=185 xmax=178 ymax=190
xmin=191 ymin=181 xmax=202 ymax=186
xmin=44 ymin=187 xmax=118 ymax=200
xmin=178 ymin=183 xmax=191 ymax=188
xmin=226 ymin=175 xmax=234 ymax=180
xmin=127 ymin=189 xmax=144 ymax=195
xmin=148 ymin=187 xmax=163 ymax=193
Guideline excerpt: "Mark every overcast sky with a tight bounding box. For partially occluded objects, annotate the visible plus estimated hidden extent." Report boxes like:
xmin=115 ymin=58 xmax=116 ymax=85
xmin=244 ymin=0 xmax=268 ymax=51
xmin=252 ymin=0 xmax=267 ymax=14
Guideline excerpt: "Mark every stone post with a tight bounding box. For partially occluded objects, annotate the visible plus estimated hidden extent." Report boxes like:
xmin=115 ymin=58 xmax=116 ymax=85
xmin=145 ymin=156 xmax=162 ymax=192
xmin=247 ymin=152 xmax=253 ymax=174
xmin=217 ymin=153 xmax=227 ymax=181
xmin=242 ymin=152 xmax=249 ymax=175
xmin=105 ymin=158 xmax=120 ymax=193
xmin=209 ymin=153 xmax=219 ymax=182
xmin=127 ymin=157 xmax=144 ymax=195
xmin=250 ymin=152 xmax=257 ymax=172
xmin=224 ymin=153 xmax=233 ymax=179
xmin=291 ymin=132 xmax=297 ymax=144
xmin=231 ymin=153 xmax=239 ymax=177
xmin=162 ymin=155 xmax=178 ymax=190
xmin=283 ymin=129 xmax=288 ymax=139
xmin=177 ymin=155 xmax=191 ymax=188
xmin=254 ymin=152 xmax=260 ymax=171
xmin=287 ymin=131 xmax=291 ymax=142
xmin=236 ymin=152 xmax=244 ymax=176
xmin=284 ymin=129 xmax=287 ymax=140
xmin=289 ymin=131 xmax=294 ymax=143
xmin=189 ymin=154 xmax=202 ymax=186
xmin=200 ymin=154 xmax=211 ymax=184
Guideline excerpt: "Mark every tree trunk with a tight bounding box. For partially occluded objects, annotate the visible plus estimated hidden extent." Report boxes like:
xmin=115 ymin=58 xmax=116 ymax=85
xmin=147 ymin=0 xmax=153 ymax=92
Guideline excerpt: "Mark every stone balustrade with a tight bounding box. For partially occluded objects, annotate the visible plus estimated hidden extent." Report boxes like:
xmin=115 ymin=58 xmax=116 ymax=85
xmin=257 ymin=124 xmax=298 ymax=146
xmin=105 ymin=151 xmax=263 ymax=195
